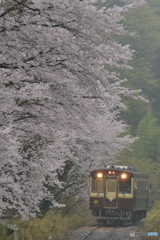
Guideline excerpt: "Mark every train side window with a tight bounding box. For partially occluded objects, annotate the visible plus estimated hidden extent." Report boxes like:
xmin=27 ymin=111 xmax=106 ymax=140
xmin=92 ymin=179 xmax=103 ymax=193
xmin=119 ymin=179 xmax=131 ymax=194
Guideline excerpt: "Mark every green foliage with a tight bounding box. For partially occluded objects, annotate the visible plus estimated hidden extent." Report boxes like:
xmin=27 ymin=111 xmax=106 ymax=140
xmin=142 ymin=201 xmax=160 ymax=239
xmin=115 ymin=0 xmax=160 ymax=126
xmin=0 ymin=226 xmax=10 ymax=240
xmin=0 ymin=201 xmax=92 ymax=240
xmin=120 ymin=109 xmax=160 ymax=159
xmin=123 ymin=1 xmax=160 ymax=62
xmin=121 ymin=99 xmax=150 ymax=134
xmin=131 ymin=110 xmax=160 ymax=161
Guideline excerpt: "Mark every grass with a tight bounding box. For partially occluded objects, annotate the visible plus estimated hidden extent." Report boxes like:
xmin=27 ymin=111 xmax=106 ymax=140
xmin=0 ymin=200 xmax=94 ymax=240
xmin=142 ymin=201 xmax=160 ymax=240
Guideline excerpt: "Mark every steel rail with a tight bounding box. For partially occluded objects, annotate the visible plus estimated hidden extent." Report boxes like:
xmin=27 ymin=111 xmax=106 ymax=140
xmin=106 ymin=227 xmax=116 ymax=240
xmin=81 ymin=226 xmax=98 ymax=240
xmin=81 ymin=226 xmax=117 ymax=240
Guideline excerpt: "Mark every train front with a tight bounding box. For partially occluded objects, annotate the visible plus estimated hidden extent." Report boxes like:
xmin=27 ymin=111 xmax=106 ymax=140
xmin=89 ymin=166 xmax=134 ymax=224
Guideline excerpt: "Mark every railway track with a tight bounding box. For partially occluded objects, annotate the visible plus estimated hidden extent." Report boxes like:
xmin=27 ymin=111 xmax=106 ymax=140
xmin=106 ymin=227 xmax=116 ymax=240
xmin=80 ymin=226 xmax=117 ymax=240
xmin=81 ymin=226 xmax=98 ymax=240
xmin=63 ymin=221 xmax=144 ymax=240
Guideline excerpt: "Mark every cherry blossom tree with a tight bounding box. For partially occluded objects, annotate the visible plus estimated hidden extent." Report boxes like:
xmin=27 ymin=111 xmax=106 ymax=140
xmin=0 ymin=0 xmax=146 ymax=218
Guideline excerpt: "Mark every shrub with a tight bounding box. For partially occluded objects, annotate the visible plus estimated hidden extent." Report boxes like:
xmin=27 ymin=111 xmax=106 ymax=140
xmin=0 ymin=201 xmax=93 ymax=240
xmin=142 ymin=201 xmax=160 ymax=240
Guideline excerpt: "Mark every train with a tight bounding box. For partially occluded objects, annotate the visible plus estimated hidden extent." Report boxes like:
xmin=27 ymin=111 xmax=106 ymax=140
xmin=89 ymin=164 xmax=150 ymax=225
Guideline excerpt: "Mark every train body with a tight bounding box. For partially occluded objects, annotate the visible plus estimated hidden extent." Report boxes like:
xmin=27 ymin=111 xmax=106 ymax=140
xmin=89 ymin=165 xmax=149 ymax=225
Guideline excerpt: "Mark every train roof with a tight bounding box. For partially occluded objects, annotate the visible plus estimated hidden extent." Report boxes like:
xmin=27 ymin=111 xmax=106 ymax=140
xmin=106 ymin=165 xmax=137 ymax=171
xmin=90 ymin=165 xmax=149 ymax=178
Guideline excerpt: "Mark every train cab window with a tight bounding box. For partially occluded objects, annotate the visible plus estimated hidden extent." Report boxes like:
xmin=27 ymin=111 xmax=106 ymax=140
xmin=119 ymin=179 xmax=131 ymax=194
xmin=92 ymin=179 xmax=103 ymax=193
xmin=106 ymin=179 xmax=116 ymax=192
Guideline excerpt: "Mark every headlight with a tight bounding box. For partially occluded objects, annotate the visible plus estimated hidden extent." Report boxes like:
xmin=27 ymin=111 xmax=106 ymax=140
xmin=121 ymin=174 xmax=127 ymax=179
xmin=97 ymin=173 xmax=103 ymax=178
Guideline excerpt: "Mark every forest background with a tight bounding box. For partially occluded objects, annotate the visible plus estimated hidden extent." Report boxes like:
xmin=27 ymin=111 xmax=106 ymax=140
xmin=108 ymin=0 xmax=160 ymax=208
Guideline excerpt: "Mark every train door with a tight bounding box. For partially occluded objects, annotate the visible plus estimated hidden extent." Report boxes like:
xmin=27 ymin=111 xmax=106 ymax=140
xmin=104 ymin=177 xmax=118 ymax=208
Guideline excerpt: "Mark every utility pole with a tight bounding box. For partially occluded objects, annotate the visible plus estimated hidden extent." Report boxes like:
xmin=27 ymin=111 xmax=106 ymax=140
xmin=0 ymin=220 xmax=18 ymax=240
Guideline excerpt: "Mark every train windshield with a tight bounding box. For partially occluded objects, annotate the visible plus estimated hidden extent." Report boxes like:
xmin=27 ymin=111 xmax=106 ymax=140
xmin=106 ymin=179 xmax=116 ymax=192
xmin=92 ymin=179 xmax=103 ymax=193
xmin=119 ymin=178 xmax=131 ymax=193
